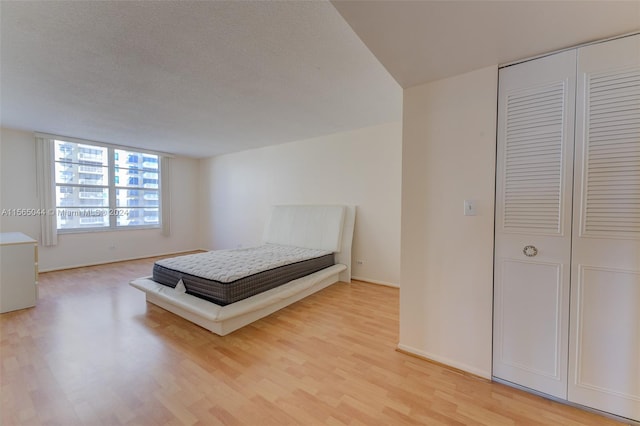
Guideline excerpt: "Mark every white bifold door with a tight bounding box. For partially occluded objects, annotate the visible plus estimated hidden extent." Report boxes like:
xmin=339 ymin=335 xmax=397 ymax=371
xmin=494 ymin=34 xmax=640 ymax=422
xmin=493 ymin=49 xmax=576 ymax=399
xmin=568 ymin=34 xmax=640 ymax=421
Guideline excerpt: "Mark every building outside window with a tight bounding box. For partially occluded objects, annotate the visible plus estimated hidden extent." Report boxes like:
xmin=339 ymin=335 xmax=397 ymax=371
xmin=54 ymin=140 xmax=161 ymax=231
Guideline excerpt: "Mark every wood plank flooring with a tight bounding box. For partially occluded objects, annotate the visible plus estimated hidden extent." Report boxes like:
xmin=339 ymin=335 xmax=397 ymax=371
xmin=0 ymin=256 xmax=627 ymax=425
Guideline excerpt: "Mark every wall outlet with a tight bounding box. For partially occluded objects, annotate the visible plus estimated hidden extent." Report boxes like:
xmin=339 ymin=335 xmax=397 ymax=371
xmin=356 ymin=260 xmax=364 ymax=265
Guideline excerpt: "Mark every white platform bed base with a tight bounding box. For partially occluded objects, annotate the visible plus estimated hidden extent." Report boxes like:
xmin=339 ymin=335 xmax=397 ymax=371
xmin=130 ymin=205 xmax=355 ymax=336
xmin=130 ymin=264 xmax=345 ymax=335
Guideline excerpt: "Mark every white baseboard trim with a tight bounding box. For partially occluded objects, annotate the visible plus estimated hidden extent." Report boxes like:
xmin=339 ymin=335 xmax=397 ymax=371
xmin=492 ymin=377 xmax=640 ymax=425
xmin=396 ymin=343 xmax=491 ymax=380
xmin=38 ymin=249 xmax=203 ymax=273
xmin=351 ymin=276 xmax=399 ymax=288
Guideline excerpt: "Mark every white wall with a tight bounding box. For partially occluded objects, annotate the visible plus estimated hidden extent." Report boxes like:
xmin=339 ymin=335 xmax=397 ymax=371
xmin=399 ymin=66 xmax=497 ymax=378
xmin=199 ymin=121 xmax=402 ymax=286
xmin=0 ymin=127 xmax=200 ymax=271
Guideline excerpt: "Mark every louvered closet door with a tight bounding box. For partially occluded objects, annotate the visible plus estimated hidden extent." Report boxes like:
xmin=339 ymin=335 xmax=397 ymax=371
xmin=493 ymin=50 xmax=576 ymax=398
xmin=568 ymin=34 xmax=640 ymax=421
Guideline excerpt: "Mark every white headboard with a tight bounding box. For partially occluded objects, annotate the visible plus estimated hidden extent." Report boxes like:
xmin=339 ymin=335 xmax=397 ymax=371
xmin=263 ymin=205 xmax=356 ymax=282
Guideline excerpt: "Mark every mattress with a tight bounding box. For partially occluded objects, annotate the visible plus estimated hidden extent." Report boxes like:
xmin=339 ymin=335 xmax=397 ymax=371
xmin=153 ymin=244 xmax=335 ymax=305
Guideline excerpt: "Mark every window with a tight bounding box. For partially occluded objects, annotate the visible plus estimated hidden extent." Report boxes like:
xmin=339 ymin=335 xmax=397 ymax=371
xmin=54 ymin=140 xmax=161 ymax=231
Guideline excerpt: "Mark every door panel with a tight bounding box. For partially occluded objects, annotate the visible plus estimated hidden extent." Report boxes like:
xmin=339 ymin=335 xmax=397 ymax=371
xmin=493 ymin=49 xmax=576 ymax=399
xmin=572 ymin=266 xmax=640 ymax=400
xmin=497 ymin=260 xmax=563 ymax=378
xmin=569 ymin=34 xmax=640 ymax=422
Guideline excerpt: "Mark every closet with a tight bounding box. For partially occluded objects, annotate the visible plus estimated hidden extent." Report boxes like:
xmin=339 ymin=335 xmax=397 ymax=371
xmin=493 ymin=34 xmax=639 ymax=422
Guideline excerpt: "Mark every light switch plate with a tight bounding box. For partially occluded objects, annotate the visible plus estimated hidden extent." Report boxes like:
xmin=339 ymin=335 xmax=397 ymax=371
xmin=464 ymin=200 xmax=477 ymax=216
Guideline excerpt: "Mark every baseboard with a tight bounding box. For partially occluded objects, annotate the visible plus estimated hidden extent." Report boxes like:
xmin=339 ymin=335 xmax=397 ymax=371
xmin=492 ymin=377 xmax=640 ymax=425
xmin=351 ymin=276 xmax=399 ymax=288
xmin=396 ymin=343 xmax=491 ymax=380
xmin=38 ymin=249 xmax=204 ymax=273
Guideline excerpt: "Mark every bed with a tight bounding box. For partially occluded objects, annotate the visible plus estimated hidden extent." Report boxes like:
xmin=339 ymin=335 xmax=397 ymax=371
xmin=130 ymin=205 xmax=355 ymax=335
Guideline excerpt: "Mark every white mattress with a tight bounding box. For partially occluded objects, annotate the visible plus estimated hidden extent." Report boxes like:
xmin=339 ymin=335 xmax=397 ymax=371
xmin=154 ymin=244 xmax=332 ymax=283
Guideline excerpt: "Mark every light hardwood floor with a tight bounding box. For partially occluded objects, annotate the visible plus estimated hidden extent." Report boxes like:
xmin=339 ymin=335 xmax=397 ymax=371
xmin=0 ymin=256 xmax=627 ymax=425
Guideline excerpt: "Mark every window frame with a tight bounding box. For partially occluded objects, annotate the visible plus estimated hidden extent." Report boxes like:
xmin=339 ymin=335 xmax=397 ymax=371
xmin=53 ymin=139 xmax=162 ymax=234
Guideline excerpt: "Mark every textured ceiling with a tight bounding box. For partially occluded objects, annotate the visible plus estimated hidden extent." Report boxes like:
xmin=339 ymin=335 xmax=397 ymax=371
xmin=3 ymin=2 xmax=638 ymax=159
xmin=0 ymin=1 xmax=401 ymax=158
xmin=333 ymin=0 xmax=640 ymax=88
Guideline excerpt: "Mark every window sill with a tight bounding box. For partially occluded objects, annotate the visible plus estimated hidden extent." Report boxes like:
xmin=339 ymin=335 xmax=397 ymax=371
xmin=57 ymin=225 xmax=162 ymax=235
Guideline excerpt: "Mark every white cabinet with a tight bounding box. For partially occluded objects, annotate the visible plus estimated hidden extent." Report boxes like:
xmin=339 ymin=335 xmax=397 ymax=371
xmin=493 ymin=34 xmax=640 ymax=422
xmin=0 ymin=232 xmax=38 ymax=313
